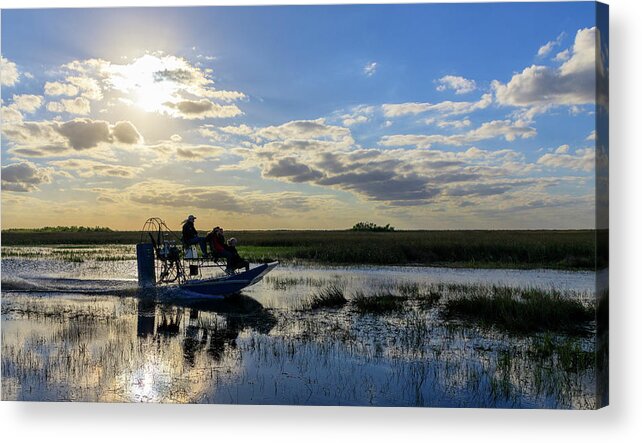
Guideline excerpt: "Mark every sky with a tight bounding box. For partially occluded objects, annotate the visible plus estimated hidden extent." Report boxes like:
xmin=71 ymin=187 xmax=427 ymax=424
xmin=0 ymin=2 xmax=607 ymax=230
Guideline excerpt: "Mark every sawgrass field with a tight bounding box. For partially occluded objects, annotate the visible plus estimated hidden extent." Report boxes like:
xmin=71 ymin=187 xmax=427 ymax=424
xmin=1 ymin=229 xmax=601 ymax=270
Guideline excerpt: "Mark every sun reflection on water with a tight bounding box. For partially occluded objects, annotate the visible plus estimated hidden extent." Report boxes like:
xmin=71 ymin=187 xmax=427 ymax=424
xmin=1 ymin=251 xmax=599 ymax=408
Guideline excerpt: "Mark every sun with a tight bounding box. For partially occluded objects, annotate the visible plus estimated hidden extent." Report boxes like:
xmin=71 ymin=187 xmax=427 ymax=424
xmin=107 ymin=54 xmax=203 ymax=114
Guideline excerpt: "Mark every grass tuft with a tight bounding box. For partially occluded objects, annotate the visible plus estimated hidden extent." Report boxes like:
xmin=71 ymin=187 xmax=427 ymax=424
xmin=352 ymin=290 xmax=407 ymax=314
xmin=417 ymin=288 xmax=442 ymax=309
xmin=308 ymin=285 xmax=347 ymax=310
xmin=442 ymin=286 xmax=593 ymax=334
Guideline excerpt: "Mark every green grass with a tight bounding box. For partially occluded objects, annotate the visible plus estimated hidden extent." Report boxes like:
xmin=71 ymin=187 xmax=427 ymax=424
xmin=2 ymin=226 xmax=112 ymax=233
xmin=308 ymin=285 xmax=348 ymax=310
xmin=1 ymin=229 xmax=599 ymax=270
xmin=528 ymin=333 xmax=594 ymax=373
xmin=236 ymin=245 xmax=299 ymax=263
xmin=352 ymin=291 xmax=407 ymax=314
xmin=395 ymin=282 xmax=441 ymax=309
xmin=443 ymin=287 xmax=594 ymax=334
xmin=1 ymin=246 xmax=135 ymax=262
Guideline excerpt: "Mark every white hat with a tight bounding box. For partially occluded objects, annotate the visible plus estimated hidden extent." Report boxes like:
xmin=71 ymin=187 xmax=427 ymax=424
xmin=183 ymin=214 xmax=197 ymax=224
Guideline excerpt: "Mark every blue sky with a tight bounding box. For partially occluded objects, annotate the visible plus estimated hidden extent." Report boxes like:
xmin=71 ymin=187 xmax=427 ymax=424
xmin=1 ymin=3 xmax=605 ymax=229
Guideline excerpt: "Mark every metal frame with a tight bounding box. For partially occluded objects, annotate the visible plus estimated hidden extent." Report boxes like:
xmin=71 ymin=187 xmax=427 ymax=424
xmin=140 ymin=217 xmax=236 ymax=286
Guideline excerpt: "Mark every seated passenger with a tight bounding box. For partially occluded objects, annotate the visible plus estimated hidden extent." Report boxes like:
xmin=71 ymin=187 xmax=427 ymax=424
xmin=206 ymin=227 xmax=234 ymax=272
xmin=227 ymin=238 xmax=250 ymax=273
xmin=181 ymin=214 xmax=207 ymax=256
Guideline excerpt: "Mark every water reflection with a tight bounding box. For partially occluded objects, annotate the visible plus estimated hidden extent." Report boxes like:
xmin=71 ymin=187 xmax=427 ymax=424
xmin=135 ymin=296 xmax=277 ymax=364
xmin=1 ymin=252 xmax=599 ymax=408
xmin=1 ymin=289 xmax=278 ymax=403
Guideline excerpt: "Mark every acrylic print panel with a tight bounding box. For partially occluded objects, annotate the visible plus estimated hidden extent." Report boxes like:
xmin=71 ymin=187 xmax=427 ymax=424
xmin=0 ymin=2 xmax=608 ymax=409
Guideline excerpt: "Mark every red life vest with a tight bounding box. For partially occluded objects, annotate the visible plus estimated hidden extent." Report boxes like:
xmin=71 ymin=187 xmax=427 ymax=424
xmin=206 ymin=230 xmax=225 ymax=253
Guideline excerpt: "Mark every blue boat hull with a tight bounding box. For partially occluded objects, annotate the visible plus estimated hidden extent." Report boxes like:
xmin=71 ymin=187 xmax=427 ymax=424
xmin=179 ymin=262 xmax=278 ymax=297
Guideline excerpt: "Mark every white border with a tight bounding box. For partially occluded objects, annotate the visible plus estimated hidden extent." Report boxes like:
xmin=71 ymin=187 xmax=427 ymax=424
xmin=1 ymin=1 xmax=640 ymax=442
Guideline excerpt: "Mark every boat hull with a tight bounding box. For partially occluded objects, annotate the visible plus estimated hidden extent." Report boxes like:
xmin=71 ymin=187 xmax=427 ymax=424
xmin=179 ymin=262 xmax=278 ymax=297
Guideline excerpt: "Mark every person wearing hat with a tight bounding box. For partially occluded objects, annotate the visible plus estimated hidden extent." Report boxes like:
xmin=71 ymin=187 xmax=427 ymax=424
xmin=181 ymin=215 xmax=207 ymax=256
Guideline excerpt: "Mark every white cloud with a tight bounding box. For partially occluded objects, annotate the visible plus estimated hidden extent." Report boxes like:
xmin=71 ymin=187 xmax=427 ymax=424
xmin=435 ymin=75 xmax=477 ymax=94
xmin=382 ymin=102 xmax=432 ymax=117
xmin=46 ymin=102 xmax=65 ymax=113
xmin=537 ymin=147 xmax=594 ymax=172
xmin=1 ymin=56 xmax=20 ymax=86
xmin=468 ymin=120 xmax=536 ymax=142
xmin=2 ymin=161 xmax=53 ymax=192
xmin=11 ymin=95 xmax=43 ymax=113
xmin=437 ymin=118 xmax=471 ymax=129
xmin=197 ymin=126 xmax=222 ymax=141
xmin=343 ymin=115 xmax=368 ymax=126
xmin=586 ymin=130 xmax=596 ymax=141
xmin=559 ymin=28 xmax=596 ymax=77
xmin=202 ymin=90 xmax=246 ymax=102
xmin=537 ymin=41 xmax=556 ymax=57
xmin=124 ymin=180 xmax=331 ymax=215
xmin=2 ymin=118 xmax=143 ymax=152
xmin=48 ymin=97 xmax=91 ymax=115
xmin=49 ymin=159 xmax=143 ymax=178
xmin=1 ymin=95 xmax=42 ymax=125
xmin=382 ymin=93 xmax=492 ymax=117
xmin=224 ymin=114 xmax=555 ymax=208
xmin=2 ymin=120 xmax=65 ymax=148
xmin=175 ymin=146 xmax=225 ymax=161
xmin=218 ymin=124 xmax=254 ymax=135
xmin=112 ymin=121 xmax=142 ymax=144
xmin=257 ymin=118 xmax=353 ymax=145
xmin=553 ymin=49 xmax=570 ymax=62
xmin=363 ymin=62 xmax=377 ymax=77
xmin=537 ymin=32 xmax=565 ymax=57
xmin=493 ymin=27 xmax=599 ymax=108
xmin=380 ymin=119 xmax=535 ymax=148
xmin=66 ymin=76 xmax=103 ymax=100
xmin=163 ymin=98 xmax=242 ymax=119
xmin=554 ymin=144 xmax=570 ymax=154
xmin=2 ymin=106 xmax=23 ymax=124
xmin=65 ymin=54 xmax=246 ymax=115
xmin=144 ymin=139 xmax=233 ymax=164
xmin=54 ymin=118 xmax=111 ymax=149
xmin=44 ymin=81 xmax=79 ymax=96
xmin=340 ymin=105 xmax=374 ymax=126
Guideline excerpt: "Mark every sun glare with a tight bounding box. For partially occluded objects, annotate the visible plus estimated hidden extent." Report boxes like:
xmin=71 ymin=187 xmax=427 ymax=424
xmin=107 ymin=54 xmax=202 ymax=113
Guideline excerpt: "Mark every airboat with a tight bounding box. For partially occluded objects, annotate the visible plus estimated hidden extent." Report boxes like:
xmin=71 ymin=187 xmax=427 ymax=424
xmin=136 ymin=217 xmax=278 ymax=297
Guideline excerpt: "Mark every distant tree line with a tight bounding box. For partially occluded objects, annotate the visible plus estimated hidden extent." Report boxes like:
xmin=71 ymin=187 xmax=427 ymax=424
xmin=350 ymin=221 xmax=395 ymax=232
xmin=2 ymin=226 xmax=113 ymax=233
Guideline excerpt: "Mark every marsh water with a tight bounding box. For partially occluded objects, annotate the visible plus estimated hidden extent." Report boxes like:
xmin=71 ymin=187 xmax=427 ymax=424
xmin=1 ymin=245 xmax=598 ymax=408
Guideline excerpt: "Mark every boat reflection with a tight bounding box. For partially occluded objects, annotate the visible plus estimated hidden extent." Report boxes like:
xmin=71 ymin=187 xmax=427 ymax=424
xmin=136 ymin=294 xmax=277 ymax=365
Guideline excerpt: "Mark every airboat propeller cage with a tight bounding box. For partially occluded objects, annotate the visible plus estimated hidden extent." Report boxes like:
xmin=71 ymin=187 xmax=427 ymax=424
xmin=136 ymin=216 xmax=279 ymax=296
xmin=137 ymin=243 xmax=156 ymax=287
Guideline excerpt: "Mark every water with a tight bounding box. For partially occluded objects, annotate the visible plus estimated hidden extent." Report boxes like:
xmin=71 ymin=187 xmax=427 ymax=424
xmin=1 ymin=246 xmax=598 ymax=408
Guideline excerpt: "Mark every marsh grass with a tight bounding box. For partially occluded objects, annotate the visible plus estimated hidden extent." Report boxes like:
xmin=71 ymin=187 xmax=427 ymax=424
xmin=308 ymin=285 xmax=347 ymax=310
xmin=396 ymin=282 xmax=422 ymax=297
xmin=264 ymin=275 xmax=326 ymax=290
xmin=443 ymin=287 xmax=593 ymax=334
xmin=2 ymin=229 xmax=598 ymax=269
xmin=416 ymin=290 xmax=442 ymax=309
xmin=528 ymin=334 xmax=594 ymax=373
xmin=2 ymin=246 xmax=135 ymax=262
xmin=2 ymin=275 xmax=598 ymax=407
xmin=352 ymin=290 xmax=408 ymax=314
